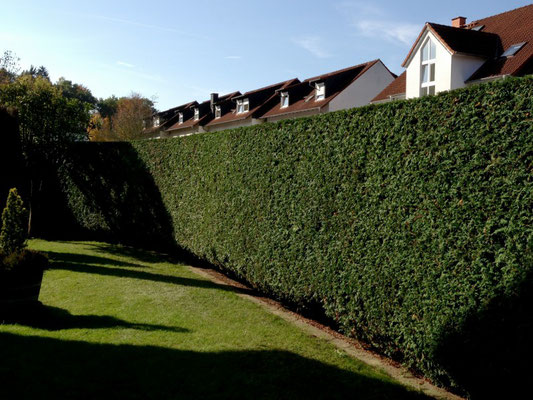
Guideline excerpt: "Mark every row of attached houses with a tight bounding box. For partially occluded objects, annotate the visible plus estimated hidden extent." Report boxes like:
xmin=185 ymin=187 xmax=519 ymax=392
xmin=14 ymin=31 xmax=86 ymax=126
xmin=144 ymin=4 xmax=533 ymax=138
xmin=143 ymin=60 xmax=396 ymax=138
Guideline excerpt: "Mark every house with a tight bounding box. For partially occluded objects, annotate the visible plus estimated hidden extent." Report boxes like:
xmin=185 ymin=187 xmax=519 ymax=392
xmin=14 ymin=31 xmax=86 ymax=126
xmin=262 ymin=60 xmax=395 ymax=122
xmin=203 ymin=79 xmax=299 ymax=132
xmin=148 ymin=58 xmax=396 ymax=138
xmin=143 ymin=101 xmax=196 ymax=138
xmin=372 ymin=4 xmax=533 ymax=103
xmin=165 ymin=92 xmax=241 ymax=137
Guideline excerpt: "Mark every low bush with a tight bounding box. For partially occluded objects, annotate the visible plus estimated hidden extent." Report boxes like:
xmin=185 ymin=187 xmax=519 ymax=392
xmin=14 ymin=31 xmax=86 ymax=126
xmin=46 ymin=77 xmax=533 ymax=397
xmin=0 ymin=248 xmax=48 ymax=281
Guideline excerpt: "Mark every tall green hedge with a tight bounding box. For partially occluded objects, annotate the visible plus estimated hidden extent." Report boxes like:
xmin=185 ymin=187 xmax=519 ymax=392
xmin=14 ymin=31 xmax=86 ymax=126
xmin=50 ymin=77 xmax=533 ymax=397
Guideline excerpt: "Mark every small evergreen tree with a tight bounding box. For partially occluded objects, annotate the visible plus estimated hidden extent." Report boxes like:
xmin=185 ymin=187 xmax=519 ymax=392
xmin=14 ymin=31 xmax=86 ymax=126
xmin=0 ymin=188 xmax=28 ymax=254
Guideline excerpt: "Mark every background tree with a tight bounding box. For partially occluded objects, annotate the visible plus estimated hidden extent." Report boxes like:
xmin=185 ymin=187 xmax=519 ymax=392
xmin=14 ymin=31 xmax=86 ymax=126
xmin=0 ymin=74 xmax=92 ymax=234
xmin=21 ymin=65 xmax=50 ymax=81
xmin=56 ymin=77 xmax=97 ymax=107
xmin=89 ymin=93 xmax=155 ymax=141
xmin=96 ymin=95 xmax=119 ymax=119
xmin=111 ymin=94 xmax=154 ymax=140
xmin=0 ymin=50 xmax=20 ymax=85
xmin=87 ymin=113 xmax=114 ymax=142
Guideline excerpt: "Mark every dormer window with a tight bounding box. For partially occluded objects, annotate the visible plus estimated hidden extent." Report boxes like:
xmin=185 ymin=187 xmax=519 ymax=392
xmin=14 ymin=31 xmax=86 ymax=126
xmin=178 ymin=112 xmax=183 ymax=124
xmin=236 ymin=98 xmax=249 ymax=114
xmin=501 ymin=42 xmax=526 ymax=58
xmin=154 ymin=116 xmax=160 ymax=127
xmin=420 ymin=38 xmax=436 ymax=96
xmin=280 ymin=92 xmax=289 ymax=108
xmin=215 ymin=105 xmax=221 ymax=119
xmin=315 ymin=83 xmax=325 ymax=101
xmin=194 ymin=108 xmax=199 ymax=120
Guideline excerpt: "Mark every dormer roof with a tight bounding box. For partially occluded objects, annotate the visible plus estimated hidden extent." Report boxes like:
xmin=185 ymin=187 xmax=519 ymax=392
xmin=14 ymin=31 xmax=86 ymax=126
xmin=402 ymin=23 xmax=500 ymax=67
xmin=206 ymin=78 xmax=299 ymax=127
xmin=262 ymin=60 xmax=381 ymax=119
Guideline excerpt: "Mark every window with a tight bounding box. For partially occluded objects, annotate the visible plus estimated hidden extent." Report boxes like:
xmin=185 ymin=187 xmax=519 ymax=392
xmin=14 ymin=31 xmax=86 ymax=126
xmin=420 ymin=38 xmax=436 ymax=96
xmin=154 ymin=116 xmax=160 ymax=127
xmin=236 ymin=98 xmax=249 ymax=114
xmin=280 ymin=92 xmax=289 ymax=108
xmin=194 ymin=108 xmax=199 ymax=120
xmin=501 ymin=42 xmax=526 ymax=57
xmin=315 ymin=83 xmax=325 ymax=101
xmin=178 ymin=113 xmax=183 ymax=124
xmin=471 ymin=25 xmax=484 ymax=31
xmin=215 ymin=105 xmax=221 ymax=118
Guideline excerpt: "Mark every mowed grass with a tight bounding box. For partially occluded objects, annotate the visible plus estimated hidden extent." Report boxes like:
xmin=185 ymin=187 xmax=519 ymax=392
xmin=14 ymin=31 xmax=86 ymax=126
xmin=0 ymin=240 xmax=429 ymax=399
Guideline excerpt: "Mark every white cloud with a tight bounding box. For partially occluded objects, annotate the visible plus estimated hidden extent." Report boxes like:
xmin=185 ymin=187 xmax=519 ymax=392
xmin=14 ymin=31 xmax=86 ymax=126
xmin=353 ymin=20 xmax=420 ymax=46
xmin=224 ymin=55 xmax=242 ymax=60
xmin=117 ymin=61 xmax=135 ymax=68
xmin=335 ymin=1 xmax=419 ymax=47
xmin=84 ymin=14 xmax=209 ymax=40
xmin=292 ymin=36 xmax=331 ymax=59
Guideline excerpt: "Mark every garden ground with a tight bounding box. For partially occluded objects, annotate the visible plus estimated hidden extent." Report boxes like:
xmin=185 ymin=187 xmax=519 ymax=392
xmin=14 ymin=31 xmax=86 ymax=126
xmin=0 ymin=240 xmax=431 ymax=399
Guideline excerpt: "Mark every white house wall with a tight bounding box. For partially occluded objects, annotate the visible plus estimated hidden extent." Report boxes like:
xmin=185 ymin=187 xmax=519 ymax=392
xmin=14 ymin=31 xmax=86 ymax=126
xmin=166 ymin=127 xmax=199 ymax=138
xmin=328 ymin=61 xmax=395 ymax=111
xmin=406 ymin=30 xmax=453 ymax=99
xmin=265 ymin=109 xmax=320 ymax=123
xmin=450 ymin=54 xmax=486 ymax=89
xmin=206 ymin=119 xmax=256 ymax=132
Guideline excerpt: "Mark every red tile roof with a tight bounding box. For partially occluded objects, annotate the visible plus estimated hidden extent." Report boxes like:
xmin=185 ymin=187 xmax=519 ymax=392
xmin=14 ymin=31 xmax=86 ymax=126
xmin=206 ymin=79 xmax=299 ymax=127
xmin=166 ymin=92 xmax=241 ymax=132
xmin=466 ymin=4 xmax=533 ymax=80
xmin=262 ymin=60 xmax=380 ymax=119
xmin=371 ymin=71 xmax=406 ymax=103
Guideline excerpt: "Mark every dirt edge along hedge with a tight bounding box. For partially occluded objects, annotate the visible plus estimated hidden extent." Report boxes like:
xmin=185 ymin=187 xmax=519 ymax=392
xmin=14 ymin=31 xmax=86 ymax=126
xmin=51 ymin=77 xmax=533 ymax=397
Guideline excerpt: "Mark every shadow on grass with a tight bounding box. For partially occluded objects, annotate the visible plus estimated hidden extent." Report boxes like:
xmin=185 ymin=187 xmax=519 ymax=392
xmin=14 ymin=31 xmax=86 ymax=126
xmin=1 ymin=305 xmax=188 ymax=333
xmin=85 ymin=242 xmax=177 ymax=264
xmin=49 ymin=259 xmax=254 ymax=295
xmin=0 ymin=332 xmax=428 ymax=400
xmin=45 ymin=251 xmax=145 ymax=269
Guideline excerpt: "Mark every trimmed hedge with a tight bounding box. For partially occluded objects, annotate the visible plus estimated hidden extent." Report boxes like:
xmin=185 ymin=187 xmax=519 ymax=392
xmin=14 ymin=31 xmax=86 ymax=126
xmin=0 ymin=107 xmax=24 ymax=210
xmin=50 ymin=77 xmax=533 ymax=397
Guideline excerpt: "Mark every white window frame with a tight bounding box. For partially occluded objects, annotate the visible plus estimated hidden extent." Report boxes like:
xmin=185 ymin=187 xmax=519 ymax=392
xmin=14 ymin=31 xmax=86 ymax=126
xmin=420 ymin=38 xmax=436 ymax=97
xmin=154 ymin=116 xmax=160 ymax=127
xmin=280 ymin=92 xmax=289 ymax=108
xmin=236 ymin=98 xmax=249 ymax=114
xmin=315 ymin=82 xmax=325 ymax=101
xmin=215 ymin=105 xmax=221 ymax=119
xmin=194 ymin=108 xmax=199 ymax=120
xmin=178 ymin=112 xmax=183 ymax=124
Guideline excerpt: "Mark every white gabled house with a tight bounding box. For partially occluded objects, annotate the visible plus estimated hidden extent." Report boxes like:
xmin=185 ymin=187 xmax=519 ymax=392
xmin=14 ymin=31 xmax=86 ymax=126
xmin=372 ymin=5 xmax=533 ymax=103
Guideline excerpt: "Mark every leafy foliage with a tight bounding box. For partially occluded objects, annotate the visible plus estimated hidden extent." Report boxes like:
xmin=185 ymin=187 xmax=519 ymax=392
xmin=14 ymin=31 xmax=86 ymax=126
xmin=0 ymin=188 xmax=28 ymax=254
xmin=0 ymin=248 xmax=48 ymax=279
xmin=0 ymin=50 xmax=20 ymax=85
xmin=49 ymin=77 xmax=533 ymax=396
xmin=89 ymin=94 xmax=155 ymax=141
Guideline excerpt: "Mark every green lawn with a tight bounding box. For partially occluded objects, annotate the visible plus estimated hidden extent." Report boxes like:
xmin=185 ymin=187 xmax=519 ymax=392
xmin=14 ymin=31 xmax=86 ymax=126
xmin=0 ymin=240 xmax=429 ymax=399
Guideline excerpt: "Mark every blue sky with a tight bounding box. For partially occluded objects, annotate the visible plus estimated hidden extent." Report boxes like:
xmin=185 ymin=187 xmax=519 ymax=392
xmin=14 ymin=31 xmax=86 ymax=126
xmin=1 ymin=0 xmax=530 ymax=110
